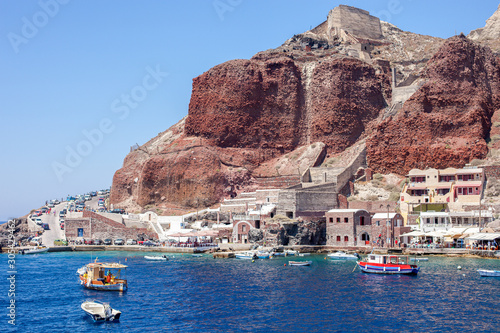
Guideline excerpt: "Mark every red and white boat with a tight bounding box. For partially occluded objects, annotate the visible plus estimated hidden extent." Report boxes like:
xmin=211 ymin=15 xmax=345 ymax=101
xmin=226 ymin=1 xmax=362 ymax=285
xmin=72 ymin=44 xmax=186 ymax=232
xmin=357 ymin=253 xmax=420 ymax=275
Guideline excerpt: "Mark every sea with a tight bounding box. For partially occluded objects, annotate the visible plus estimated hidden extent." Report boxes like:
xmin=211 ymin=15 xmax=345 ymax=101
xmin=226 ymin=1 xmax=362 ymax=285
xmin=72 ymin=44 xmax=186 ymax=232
xmin=1 ymin=251 xmax=500 ymax=332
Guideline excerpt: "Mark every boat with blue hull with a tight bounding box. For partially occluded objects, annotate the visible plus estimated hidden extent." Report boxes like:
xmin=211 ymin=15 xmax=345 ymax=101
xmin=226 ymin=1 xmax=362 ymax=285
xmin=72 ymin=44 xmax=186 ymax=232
xmin=357 ymin=253 xmax=420 ymax=275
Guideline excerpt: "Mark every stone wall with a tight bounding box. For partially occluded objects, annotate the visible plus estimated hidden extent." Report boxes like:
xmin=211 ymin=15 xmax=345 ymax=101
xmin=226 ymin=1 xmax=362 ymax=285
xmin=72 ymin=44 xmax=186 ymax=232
xmin=302 ymin=167 xmax=344 ymax=185
xmin=277 ymin=184 xmax=338 ymax=218
xmin=348 ymin=201 xmax=398 ymax=213
xmin=325 ymin=209 xmax=371 ymax=246
xmin=327 ymin=5 xmax=382 ymax=40
xmin=325 ymin=209 xmax=408 ymax=247
xmin=254 ymin=175 xmax=301 ymax=189
xmin=83 ymin=211 xmax=124 ymax=227
xmin=65 ymin=215 xmax=157 ymax=241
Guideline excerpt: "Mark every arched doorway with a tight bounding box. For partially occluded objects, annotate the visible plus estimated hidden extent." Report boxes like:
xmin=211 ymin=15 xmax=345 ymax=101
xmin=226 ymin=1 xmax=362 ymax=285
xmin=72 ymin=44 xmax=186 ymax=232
xmin=360 ymin=232 xmax=370 ymax=245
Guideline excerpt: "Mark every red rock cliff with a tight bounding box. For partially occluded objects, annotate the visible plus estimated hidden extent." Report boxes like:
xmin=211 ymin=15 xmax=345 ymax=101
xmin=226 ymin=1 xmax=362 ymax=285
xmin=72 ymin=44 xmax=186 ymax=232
xmin=367 ymin=36 xmax=500 ymax=174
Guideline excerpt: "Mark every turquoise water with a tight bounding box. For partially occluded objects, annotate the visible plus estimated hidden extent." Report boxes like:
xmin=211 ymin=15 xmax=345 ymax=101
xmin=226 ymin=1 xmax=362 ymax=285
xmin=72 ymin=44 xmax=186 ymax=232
xmin=1 ymin=251 xmax=500 ymax=332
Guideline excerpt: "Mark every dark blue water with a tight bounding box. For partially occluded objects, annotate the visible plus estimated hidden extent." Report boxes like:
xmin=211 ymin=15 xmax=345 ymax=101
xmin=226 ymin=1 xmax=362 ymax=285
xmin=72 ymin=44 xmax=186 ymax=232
xmin=1 ymin=252 xmax=500 ymax=332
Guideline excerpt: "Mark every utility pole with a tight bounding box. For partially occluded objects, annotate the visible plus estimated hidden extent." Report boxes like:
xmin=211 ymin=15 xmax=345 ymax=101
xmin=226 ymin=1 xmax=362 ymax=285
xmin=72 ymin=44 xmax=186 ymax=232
xmin=387 ymin=204 xmax=391 ymax=248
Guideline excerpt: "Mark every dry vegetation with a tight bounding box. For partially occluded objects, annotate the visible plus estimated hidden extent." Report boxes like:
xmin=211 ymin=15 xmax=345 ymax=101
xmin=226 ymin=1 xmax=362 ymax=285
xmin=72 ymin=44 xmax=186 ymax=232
xmin=349 ymin=173 xmax=404 ymax=202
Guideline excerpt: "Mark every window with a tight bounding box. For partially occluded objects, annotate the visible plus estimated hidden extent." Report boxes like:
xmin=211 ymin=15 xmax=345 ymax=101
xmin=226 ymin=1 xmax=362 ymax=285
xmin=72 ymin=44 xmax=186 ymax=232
xmin=336 ymin=236 xmax=341 ymax=242
xmin=242 ymin=225 xmax=246 ymax=232
xmin=344 ymin=217 xmax=349 ymax=223
xmin=344 ymin=236 xmax=349 ymax=242
xmin=329 ymin=217 xmax=333 ymax=223
xmin=78 ymin=228 xmax=84 ymax=237
xmin=360 ymin=216 xmax=365 ymax=225
xmin=376 ymin=220 xmax=380 ymax=226
xmin=468 ymin=187 xmax=473 ymax=194
xmin=336 ymin=217 xmax=341 ymax=223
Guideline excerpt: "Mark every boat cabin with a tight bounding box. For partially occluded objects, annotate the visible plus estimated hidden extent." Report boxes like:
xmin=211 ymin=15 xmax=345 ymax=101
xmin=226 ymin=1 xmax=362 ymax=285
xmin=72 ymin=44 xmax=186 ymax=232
xmin=367 ymin=254 xmax=409 ymax=265
xmin=84 ymin=262 xmax=127 ymax=285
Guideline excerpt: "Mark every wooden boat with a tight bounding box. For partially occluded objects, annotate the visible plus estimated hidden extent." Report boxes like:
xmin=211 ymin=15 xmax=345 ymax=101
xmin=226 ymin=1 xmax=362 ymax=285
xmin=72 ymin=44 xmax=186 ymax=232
xmin=288 ymin=261 xmax=312 ymax=266
xmin=357 ymin=253 xmax=419 ymax=275
xmin=144 ymin=255 xmax=169 ymax=261
xmin=235 ymin=251 xmax=257 ymax=260
xmin=81 ymin=300 xmax=121 ymax=321
xmin=477 ymin=269 xmax=500 ymax=277
xmin=79 ymin=262 xmax=128 ymax=291
xmin=327 ymin=251 xmax=359 ymax=260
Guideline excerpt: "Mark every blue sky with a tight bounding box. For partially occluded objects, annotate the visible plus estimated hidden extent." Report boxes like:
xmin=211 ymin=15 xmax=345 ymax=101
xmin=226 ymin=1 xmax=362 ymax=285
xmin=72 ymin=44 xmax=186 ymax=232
xmin=0 ymin=0 xmax=498 ymax=220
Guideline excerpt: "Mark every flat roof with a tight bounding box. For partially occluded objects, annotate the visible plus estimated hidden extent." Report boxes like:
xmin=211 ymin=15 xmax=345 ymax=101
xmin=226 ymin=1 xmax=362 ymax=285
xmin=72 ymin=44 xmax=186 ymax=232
xmin=372 ymin=213 xmax=398 ymax=219
xmin=326 ymin=209 xmax=368 ymax=213
xmin=420 ymin=212 xmax=449 ymax=217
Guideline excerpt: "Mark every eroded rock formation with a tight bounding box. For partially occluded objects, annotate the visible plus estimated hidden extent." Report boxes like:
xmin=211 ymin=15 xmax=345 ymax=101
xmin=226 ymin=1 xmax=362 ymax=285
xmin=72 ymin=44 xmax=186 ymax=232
xmin=110 ymin=5 xmax=500 ymax=213
xmin=367 ymin=36 xmax=500 ymax=174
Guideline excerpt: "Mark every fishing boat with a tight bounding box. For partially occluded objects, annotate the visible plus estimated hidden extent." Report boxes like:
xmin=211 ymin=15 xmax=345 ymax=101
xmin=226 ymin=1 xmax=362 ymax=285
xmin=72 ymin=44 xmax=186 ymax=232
xmin=79 ymin=261 xmax=128 ymax=291
xmin=81 ymin=300 xmax=121 ymax=322
xmin=192 ymin=254 xmax=203 ymax=257
xmin=327 ymin=251 xmax=359 ymax=260
xmin=235 ymin=251 xmax=257 ymax=260
xmin=357 ymin=253 xmax=420 ymax=275
xmin=144 ymin=255 xmax=169 ymax=261
xmin=285 ymin=250 xmax=298 ymax=256
xmin=288 ymin=261 xmax=312 ymax=266
xmin=298 ymin=253 xmax=311 ymax=257
xmin=22 ymin=245 xmax=49 ymax=255
xmin=477 ymin=269 xmax=500 ymax=277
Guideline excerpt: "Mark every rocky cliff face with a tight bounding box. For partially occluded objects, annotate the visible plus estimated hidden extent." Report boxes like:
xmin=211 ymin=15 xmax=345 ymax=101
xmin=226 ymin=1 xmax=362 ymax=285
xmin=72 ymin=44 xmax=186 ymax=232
xmin=367 ymin=36 xmax=500 ymax=174
xmin=185 ymin=57 xmax=305 ymax=150
xmin=469 ymin=4 xmax=500 ymax=55
xmin=110 ymin=5 xmax=500 ymax=213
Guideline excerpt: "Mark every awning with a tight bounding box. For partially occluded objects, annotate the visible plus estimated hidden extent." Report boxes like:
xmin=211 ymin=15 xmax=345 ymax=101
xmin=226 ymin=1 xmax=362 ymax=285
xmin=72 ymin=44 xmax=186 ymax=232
xmin=400 ymin=231 xmax=425 ymax=237
xmin=425 ymin=231 xmax=446 ymax=238
xmin=443 ymin=227 xmax=468 ymax=235
xmin=168 ymin=230 xmax=219 ymax=238
xmin=466 ymin=233 xmax=500 ymax=241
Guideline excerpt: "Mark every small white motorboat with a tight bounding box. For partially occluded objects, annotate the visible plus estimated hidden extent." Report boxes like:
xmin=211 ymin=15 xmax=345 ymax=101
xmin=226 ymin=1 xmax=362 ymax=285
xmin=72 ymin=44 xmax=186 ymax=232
xmin=298 ymin=253 xmax=310 ymax=257
xmin=81 ymin=300 xmax=121 ymax=322
xmin=235 ymin=251 xmax=257 ymax=260
xmin=285 ymin=250 xmax=298 ymax=256
xmin=257 ymin=251 xmax=272 ymax=259
xmin=477 ymin=269 xmax=500 ymax=277
xmin=192 ymin=254 xmax=203 ymax=257
xmin=22 ymin=245 xmax=49 ymax=255
xmin=144 ymin=255 xmax=169 ymax=261
xmin=327 ymin=251 xmax=359 ymax=260
xmin=288 ymin=261 xmax=312 ymax=266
